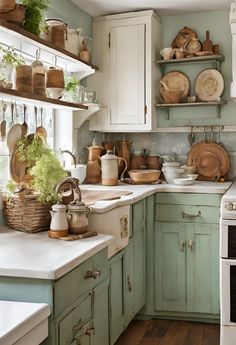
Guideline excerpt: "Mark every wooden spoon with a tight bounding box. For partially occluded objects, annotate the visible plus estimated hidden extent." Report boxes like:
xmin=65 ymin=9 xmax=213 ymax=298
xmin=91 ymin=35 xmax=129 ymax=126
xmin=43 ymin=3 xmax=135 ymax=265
xmin=0 ymin=103 xmax=7 ymax=141
xmin=21 ymin=104 xmax=28 ymax=136
xmin=35 ymin=107 xmax=47 ymax=139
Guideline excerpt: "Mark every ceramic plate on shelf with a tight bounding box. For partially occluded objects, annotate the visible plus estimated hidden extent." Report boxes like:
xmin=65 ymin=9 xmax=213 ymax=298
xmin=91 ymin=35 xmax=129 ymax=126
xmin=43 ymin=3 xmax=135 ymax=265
xmin=195 ymin=68 xmax=224 ymax=101
xmin=160 ymin=71 xmax=190 ymax=98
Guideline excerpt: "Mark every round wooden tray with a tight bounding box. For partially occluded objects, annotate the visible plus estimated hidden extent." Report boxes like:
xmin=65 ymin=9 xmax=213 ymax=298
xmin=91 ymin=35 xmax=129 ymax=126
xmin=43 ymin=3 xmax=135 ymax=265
xmin=195 ymin=68 xmax=224 ymax=102
xmin=187 ymin=141 xmax=230 ymax=181
xmin=160 ymin=71 xmax=190 ymax=98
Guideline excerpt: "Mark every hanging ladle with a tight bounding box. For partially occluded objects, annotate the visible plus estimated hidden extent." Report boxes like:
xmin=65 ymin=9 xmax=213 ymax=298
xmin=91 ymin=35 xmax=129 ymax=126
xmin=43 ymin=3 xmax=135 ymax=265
xmin=188 ymin=126 xmax=195 ymax=146
xmin=35 ymin=107 xmax=47 ymax=139
xmin=21 ymin=104 xmax=28 ymax=136
xmin=0 ymin=102 xmax=7 ymax=141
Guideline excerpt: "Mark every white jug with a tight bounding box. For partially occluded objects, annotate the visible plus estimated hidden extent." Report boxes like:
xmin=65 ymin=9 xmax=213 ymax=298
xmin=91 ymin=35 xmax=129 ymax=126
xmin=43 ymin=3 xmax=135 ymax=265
xmin=99 ymin=150 xmax=127 ymax=186
xmin=49 ymin=204 xmax=69 ymax=239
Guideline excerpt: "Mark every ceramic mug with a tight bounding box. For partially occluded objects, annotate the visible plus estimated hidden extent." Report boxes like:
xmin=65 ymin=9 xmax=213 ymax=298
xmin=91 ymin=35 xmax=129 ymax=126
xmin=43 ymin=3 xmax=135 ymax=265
xmin=160 ymin=47 xmax=174 ymax=60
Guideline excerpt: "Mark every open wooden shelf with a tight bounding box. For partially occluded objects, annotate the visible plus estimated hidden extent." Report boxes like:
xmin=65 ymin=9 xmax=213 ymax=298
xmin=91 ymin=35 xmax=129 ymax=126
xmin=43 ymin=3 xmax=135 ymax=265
xmin=156 ymin=100 xmax=227 ymax=120
xmin=156 ymin=54 xmax=225 ymax=65
xmin=0 ymin=86 xmax=88 ymax=110
xmin=0 ymin=20 xmax=98 ymax=79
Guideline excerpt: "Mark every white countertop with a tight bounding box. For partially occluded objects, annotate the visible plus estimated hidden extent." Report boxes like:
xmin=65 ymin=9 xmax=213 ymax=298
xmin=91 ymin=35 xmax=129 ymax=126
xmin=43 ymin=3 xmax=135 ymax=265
xmin=0 ymin=301 xmax=50 ymax=345
xmin=0 ymin=228 xmax=112 ymax=280
xmin=81 ymin=181 xmax=232 ymax=213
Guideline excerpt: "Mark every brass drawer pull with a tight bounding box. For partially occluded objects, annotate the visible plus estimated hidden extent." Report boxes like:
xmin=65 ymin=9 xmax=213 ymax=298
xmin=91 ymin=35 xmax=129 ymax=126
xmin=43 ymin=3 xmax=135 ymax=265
xmin=84 ymin=270 xmax=101 ymax=280
xmin=73 ymin=318 xmax=82 ymax=332
xmin=85 ymin=325 xmax=95 ymax=336
xmin=182 ymin=211 xmax=201 ymax=219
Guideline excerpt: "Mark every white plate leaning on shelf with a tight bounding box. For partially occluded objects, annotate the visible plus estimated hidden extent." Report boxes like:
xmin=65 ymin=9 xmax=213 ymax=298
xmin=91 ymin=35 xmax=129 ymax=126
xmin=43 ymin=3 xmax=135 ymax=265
xmin=195 ymin=68 xmax=224 ymax=101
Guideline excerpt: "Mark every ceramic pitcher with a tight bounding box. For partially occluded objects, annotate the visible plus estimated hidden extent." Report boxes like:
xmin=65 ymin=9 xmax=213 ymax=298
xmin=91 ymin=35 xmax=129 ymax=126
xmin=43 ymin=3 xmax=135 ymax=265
xmin=49 ymin=204 xmax=68 ymax=238
xmin=99 ymin=150 xmax=127 ymax=186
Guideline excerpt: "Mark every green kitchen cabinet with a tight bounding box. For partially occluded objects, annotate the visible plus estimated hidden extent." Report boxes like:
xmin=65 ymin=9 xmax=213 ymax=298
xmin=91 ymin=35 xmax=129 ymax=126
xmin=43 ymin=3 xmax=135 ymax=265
xmin=0 ymin=248 xmax=109 ymax=345
xmin=153 ymin=192 xmax=221 ymax=320
xmin=109 ymin=251 xmax=125 ymax=345
xmin=155 ymin=221 xmax=187 ymax=312
xmin=109 ymin=199 xmax=146 ymax=344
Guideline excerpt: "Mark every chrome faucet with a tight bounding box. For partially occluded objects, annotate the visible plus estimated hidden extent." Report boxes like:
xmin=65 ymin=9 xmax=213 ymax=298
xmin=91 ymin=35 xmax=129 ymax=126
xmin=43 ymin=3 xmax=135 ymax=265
xmin=60 ymin=149 xmax=77 ymax=168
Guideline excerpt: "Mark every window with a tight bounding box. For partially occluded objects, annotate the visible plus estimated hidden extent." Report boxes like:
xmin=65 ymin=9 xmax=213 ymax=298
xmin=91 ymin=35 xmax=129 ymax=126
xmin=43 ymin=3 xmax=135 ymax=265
xmin=0 ymin=102 xmax=54 ymax=187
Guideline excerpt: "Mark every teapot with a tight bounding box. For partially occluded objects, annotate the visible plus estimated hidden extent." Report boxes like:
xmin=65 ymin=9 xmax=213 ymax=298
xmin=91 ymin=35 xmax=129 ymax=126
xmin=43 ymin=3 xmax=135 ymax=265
xmin=49 ymin=204 xmax=69 ymax=239
xmin=99 ymin=150 xmax=127 ymax=186
xmin=67 ymin=201 xmax=91 ymax=235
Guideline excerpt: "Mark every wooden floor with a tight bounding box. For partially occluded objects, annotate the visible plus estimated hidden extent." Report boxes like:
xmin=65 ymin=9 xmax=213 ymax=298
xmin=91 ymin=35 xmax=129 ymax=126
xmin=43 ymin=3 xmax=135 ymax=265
xmin=115 ymin=320 xmax=220 ymax=345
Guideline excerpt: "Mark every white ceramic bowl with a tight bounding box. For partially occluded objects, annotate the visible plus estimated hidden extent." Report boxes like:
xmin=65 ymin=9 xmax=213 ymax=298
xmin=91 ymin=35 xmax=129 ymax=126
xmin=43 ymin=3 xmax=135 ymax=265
xmin=162 ymin=168 xmax=185 ymax=184
xmin=183 ymin=174 xmax=198 ymax=180
xmin=69 ymin=164 xmax=87 ymax=184
xmin=163 ymin=162 xmax=181 ymax=168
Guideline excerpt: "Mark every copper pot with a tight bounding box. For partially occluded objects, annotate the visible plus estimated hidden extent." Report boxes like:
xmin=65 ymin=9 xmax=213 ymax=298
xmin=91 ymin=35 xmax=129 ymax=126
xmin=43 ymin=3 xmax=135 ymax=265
xmin=87 ymin=145 xmax=104 ymax=161
xmin=116 ymin=139 xmax=132 ymax=176
xmin=85 ymin=145 xmax=104 ymax=184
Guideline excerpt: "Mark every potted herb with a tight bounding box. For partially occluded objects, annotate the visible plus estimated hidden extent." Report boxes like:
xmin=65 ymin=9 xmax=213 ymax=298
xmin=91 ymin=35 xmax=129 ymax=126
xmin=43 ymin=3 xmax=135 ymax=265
xmin=15 ymin=135 xmax=67 ymax=203
xmin=21 ymin=0 xmax=50 ymax=36
xmin=63 ymin=75 xmax=84 ymax=103
xmin=0 ymin=46 xmax=25 ymax=88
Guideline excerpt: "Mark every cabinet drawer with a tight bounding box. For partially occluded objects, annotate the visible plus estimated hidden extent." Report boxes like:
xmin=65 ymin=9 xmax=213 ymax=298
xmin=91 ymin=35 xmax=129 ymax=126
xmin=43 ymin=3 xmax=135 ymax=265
xmin=58 ymin=292 xmax=92 ymax=345
xmin=156 ymin=204 xmax=219 ymax=224
xmin=156 ymin=193 xmax=221 ymax=207
xmin=54 ymin=248 xmax=108 ymax=317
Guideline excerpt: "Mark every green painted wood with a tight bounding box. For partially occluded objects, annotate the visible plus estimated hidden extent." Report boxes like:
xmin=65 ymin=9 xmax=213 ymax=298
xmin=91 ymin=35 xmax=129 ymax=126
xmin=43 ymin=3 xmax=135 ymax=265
xmin=156 ymin=204 xmax=219 ymax=224
xmin=139 ymin=195 xmax=155 ymax=316
xmin=133 ymin=199 xmax=145 ymax=234
xmin=124 ymin=239 xmax=135 ymax=327
xmin=155 ymin=221 xmax=187 ymax=312
xmin=109 ymin=251 xmax=125 ymax=345
xmin=155 ymin=193 xmax=222 ymax=207
xmin=186 ymin=223 xmax=219 ymax=315
xmin=57 ymin=292 xmax=92 ymax=345
xmin=93 ymin=279 xmax=109 ymax=345
xmin=133 ymin=223 xmax=146 ymax=314
xmin=0 ymin=276 xmax=54 ymax=310
xmin=54 ymin=248 xmax=108 ymax=317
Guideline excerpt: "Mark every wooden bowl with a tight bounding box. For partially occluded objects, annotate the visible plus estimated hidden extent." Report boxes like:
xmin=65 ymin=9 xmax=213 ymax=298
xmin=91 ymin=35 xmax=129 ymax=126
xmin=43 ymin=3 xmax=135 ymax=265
xmin=128 ymin=170 xmax=161 ymax=183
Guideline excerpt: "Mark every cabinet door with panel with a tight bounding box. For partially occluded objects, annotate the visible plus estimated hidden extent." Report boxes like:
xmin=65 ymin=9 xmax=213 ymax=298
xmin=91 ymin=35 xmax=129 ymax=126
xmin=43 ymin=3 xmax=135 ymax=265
xmin=155 ymin=221 xmax=187 ymax=312
xmin=88 ymin=10 xmax=161 ymax=132
xmin=186 ymin=223 xmax=219 ymax=315
xmin=124 ymin=239 xmax=135 ymax=327
xmin=109 ymin=251 xmax=125 ymax=345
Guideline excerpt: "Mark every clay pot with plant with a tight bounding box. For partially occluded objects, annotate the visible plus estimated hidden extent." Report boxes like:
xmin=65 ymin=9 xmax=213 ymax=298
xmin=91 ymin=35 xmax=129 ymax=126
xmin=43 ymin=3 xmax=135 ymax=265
xmin=0 ymin=46 xmax=25 ymax=88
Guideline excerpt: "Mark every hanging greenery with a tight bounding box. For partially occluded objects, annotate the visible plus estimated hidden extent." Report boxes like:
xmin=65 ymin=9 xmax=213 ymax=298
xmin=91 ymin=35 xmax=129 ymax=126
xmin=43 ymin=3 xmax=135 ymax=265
xmin=21 ymin=0 xmax=51 ymax=36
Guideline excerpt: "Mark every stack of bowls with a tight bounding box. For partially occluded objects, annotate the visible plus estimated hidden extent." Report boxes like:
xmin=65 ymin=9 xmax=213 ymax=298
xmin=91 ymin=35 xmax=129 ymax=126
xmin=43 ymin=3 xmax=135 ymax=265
xmin=162 ymin=162 xmax=185 ymax=184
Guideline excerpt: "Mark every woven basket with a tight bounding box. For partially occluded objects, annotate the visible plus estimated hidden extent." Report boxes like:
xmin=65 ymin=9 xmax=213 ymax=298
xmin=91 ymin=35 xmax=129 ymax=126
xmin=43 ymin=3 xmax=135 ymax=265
xmin=3 ymin=192 xmax=52 ymax=233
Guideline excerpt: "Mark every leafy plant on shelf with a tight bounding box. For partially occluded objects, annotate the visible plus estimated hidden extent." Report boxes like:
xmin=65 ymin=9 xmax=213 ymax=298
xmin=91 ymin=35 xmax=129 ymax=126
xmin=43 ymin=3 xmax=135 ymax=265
xmin=14 ymin=135 xmax=67 ymax=203
xmin=21 ymin=0 xmax=51 ymax=36
xmin=65 ymin=75 xmax=80 ymax=93
xmin=0 ymin=46 xmax=25 ymax=68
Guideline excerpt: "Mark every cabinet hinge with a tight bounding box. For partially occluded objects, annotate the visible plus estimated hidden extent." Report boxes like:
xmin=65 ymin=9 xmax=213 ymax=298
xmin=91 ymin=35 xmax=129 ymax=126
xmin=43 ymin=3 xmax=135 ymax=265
xmin=108 ymin=33 xmax=111 ymax=48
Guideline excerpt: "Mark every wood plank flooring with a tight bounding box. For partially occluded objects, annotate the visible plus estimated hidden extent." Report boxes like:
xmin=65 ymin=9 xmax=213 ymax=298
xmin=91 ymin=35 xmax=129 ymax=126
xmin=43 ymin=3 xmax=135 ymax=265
xmin=115 ymin=320 xmax=220 ymax=345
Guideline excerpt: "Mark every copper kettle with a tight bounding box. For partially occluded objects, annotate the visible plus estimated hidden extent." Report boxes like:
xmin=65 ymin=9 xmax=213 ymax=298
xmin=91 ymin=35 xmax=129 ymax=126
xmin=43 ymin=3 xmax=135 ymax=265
xmin=85 ymin=145 xmax=104 ymax=184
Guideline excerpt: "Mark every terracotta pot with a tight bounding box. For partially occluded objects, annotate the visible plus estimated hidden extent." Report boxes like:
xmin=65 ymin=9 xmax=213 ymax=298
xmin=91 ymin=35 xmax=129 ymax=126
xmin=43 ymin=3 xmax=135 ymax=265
xmin=16 ymin=65 xmax=33 ymax=94
xmin=0 ymin=0 xmax=15 ymax=13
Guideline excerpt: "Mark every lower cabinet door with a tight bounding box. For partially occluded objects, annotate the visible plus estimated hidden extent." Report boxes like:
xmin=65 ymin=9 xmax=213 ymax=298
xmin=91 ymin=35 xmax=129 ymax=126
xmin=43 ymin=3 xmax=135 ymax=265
xmin=109 ymin=251 xmax=125 ymax=345
xmin=57 ymin=293 xmax=92 ymax=345
xmin=155 ymin=221 xmax=187 ymax=312
xmin=92 ymin=280 xmax=109 ymax=345
xmin=186 ymin=223 xmax=220 ymax=315
xmin=71 ymin=320 xmax=94 ymax=345
xmin=124 ymin=240 xmax=135 ymax=327
xmin=133 ymin=226 xmax=146 ymax=314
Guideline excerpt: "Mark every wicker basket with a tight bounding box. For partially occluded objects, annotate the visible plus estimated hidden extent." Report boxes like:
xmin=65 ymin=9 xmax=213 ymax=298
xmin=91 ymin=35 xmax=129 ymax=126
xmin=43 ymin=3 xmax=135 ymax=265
xmin=3 ymin=192 xmax=52 ymax=233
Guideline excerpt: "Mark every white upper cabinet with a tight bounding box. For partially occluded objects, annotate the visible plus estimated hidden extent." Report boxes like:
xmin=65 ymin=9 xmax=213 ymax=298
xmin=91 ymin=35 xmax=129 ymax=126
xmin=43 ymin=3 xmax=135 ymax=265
xmin=88 ymin=10 xmax=161 ymax=132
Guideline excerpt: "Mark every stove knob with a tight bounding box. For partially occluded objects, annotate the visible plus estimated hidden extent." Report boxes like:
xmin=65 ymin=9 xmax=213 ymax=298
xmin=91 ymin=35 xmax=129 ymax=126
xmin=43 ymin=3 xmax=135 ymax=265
xmin=226 ymin=202 xmax=233 ymax=211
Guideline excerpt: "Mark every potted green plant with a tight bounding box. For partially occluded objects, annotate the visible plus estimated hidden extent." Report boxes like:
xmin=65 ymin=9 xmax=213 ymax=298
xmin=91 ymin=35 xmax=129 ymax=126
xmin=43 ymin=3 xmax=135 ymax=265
xmin=0 ymin=46 xmax=25 ymax=88
xmin=63 ymin=75 xmax=84 ymax=103
xmin=21 ymin=0 xmax=50 ymax=36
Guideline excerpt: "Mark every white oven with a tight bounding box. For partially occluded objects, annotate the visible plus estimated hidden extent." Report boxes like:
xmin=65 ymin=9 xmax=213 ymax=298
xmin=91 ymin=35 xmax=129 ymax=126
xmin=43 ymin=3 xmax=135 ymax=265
xmin=220 ymin=181 xmax=236 ymax=345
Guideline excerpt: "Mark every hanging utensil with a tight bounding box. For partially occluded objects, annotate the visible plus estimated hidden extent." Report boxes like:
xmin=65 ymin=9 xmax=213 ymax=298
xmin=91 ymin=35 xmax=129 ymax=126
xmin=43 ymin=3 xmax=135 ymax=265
xmin=210 ymin=126 xmax=214 ymax=143
xmin=188 ymin=126 xmax=195 ymax=146
xmin=0 ymin=102 xmax=7 ymax=141
xmin=35 ymin=107 xmax=47 ymax=139
xmin=21 ymin=104 xmax=28 ymax=136
xmin=7 ymin=102 xmax=23 ymax=154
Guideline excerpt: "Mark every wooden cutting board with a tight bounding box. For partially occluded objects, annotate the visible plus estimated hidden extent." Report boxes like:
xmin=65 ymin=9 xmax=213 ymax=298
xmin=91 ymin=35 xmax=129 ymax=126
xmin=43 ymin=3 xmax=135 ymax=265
xmin=81 ymin=189 xmax=133 ymax=206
